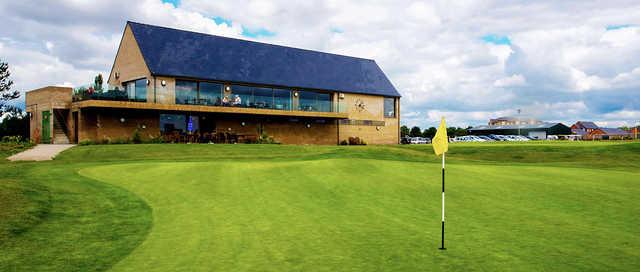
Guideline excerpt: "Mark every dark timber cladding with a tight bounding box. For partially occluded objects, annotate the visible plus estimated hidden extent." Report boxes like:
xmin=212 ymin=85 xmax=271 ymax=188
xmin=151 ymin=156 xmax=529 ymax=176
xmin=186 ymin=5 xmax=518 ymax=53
xmin=127 ymin=21 xmax=400 ymax=97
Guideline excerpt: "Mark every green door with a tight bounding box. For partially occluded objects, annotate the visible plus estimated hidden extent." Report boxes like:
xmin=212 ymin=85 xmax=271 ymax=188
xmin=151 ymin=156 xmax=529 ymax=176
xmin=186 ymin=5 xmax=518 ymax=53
xmin=42 ymin=111 xmax=51 ymax=143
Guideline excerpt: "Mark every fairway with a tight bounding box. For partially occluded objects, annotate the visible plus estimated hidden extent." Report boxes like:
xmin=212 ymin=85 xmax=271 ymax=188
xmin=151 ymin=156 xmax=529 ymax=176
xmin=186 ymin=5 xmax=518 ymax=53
xmin=1 ymin=142 xmax=639 ymax=271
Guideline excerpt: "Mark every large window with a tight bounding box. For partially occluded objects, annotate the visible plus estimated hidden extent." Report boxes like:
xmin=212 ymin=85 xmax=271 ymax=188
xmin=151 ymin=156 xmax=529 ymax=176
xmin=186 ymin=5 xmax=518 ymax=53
xmin=199 ymin=82 xmax=222 ymax=106
xmin=298 ymin=90 xmax=332 ymax=112
xmin=175 ymin=80 xmax=198 ymax=105
xmin=384 ymin=97 xmax=396 ymax=118
xmin=160 ymin=114 xmax=199 ymax=134
xmin=253 ymin=87 xmax=273 ymax=109
xmin=230 ymin=85 xmax=253 ymax=107
xmin=273 ymin=88 xmax=291 ymax=110
xmin=124 ymin=78 xmax=147 ymax=102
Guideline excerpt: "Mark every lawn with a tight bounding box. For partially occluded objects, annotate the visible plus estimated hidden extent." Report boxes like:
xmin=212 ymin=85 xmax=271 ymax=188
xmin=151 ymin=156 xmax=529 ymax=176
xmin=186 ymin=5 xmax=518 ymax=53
xmin=1 ymin=142 xmax=639 ymax=271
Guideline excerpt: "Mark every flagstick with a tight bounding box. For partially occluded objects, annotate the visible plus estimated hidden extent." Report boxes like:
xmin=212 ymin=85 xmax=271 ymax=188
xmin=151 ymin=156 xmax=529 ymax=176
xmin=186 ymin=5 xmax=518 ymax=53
xmin=439 ymin=152 xmax=446 ymax=250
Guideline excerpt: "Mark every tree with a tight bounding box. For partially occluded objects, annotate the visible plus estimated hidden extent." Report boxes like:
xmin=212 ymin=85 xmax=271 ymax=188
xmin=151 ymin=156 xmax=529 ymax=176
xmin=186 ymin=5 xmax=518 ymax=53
xmin=400 ymin=125 xmax=410 ymax=138
xmin=423 ymin=127 xmax=437 ymax=138
xmin=94 ymin=73 xmax=104 ymax=91
xmin=0 ymin=59 xmax=20 ymax=116
xmin=0 ymin=107 xmax=28 ymax=139
xmin=409 ymin=126 xmax=422 ymax=137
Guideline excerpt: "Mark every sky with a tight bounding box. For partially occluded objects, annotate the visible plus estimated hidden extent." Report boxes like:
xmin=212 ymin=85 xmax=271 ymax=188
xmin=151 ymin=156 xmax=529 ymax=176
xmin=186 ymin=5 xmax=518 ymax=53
xmin=0 ymin=0 xmax=639 ymax=128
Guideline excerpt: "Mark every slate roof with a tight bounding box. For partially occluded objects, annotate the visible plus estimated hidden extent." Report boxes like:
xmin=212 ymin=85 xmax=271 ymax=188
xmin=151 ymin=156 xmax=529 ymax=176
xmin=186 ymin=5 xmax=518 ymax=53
xmin=128 ymin=21 xmax=400 ymax=97
xmin=573 ymin=121 xmax=598 ymax=129
xmin=469 ymin=123 xmax=566 ymax=131
xmin=598 ymin=128 xmax=630 ymax=135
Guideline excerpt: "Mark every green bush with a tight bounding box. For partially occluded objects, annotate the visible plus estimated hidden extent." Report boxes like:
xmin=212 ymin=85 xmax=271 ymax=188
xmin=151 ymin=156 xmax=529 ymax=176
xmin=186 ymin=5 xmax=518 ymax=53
xmin=347 ymin=137 xmax=366 ymax=145
xmin=339 ymin=140 xmax=348 ymax=145
xmin=78 ymin=140 xmax=95 ymax=146
xmin=132 ymin=129 xmax=142 ymax=144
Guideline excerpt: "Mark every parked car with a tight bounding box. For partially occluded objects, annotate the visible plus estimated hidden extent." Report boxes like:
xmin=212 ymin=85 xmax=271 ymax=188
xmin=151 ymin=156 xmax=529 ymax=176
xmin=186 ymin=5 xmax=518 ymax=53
xmin=488 ymin=134 xmax=507 ymax=141
xmin=409 ymin=137 xmax=430 ymax=144
xmin=477 ymin=135 xmax=495 ymax=141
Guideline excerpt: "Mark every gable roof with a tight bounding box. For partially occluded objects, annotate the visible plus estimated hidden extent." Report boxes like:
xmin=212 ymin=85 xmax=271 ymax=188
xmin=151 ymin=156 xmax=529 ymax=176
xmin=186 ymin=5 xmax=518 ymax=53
xmin=573 ymin=121 xmax=598 ymax=129
xmin=127 ymin=21 xmax=400 ymax=97
xmin=597 ymin=128 xmax=630 ymax=135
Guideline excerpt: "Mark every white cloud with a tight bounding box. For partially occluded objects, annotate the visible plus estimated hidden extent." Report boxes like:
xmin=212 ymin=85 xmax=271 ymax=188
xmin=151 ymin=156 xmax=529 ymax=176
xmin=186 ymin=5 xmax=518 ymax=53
xmin=494 ymin=74 xmax=526 ymax=87
xmin=0 ymin=0 xmax=639 ymax=128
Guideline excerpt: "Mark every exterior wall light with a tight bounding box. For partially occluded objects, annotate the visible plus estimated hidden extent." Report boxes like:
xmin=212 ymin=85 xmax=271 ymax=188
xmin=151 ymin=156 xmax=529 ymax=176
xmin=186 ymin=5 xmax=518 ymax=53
xmin=141 ymin=124 xmax=147 ymax=129
xmin=225 ymin=86 xmax=231 ymax=91
xmin=294 ymin=91 xmax=299 ymax=97
xmin=119 ymin=117 xmax=125 ymax=123
xmin=228 ymin=127 xmax=232 ymax=131
xmin=241 ymin=121 xmax=246 ymax=127
xmin=376 ymin=126 xmax=381 ymax=131
xmin=146 ymin=79 xmax=151 ymax=86
xmin=339 ymin=93 xmax=345 ymax=99
xmin=115 ymin=72 xmax=120 ymax=79
xmin=161 ymin=80 xmax=167 ymax=87
xmin=306 ymin=123 xmax=311 ymax=128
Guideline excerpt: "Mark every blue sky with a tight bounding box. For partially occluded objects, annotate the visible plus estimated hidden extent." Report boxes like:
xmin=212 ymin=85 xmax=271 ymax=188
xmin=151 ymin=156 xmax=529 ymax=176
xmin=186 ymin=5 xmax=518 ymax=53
xmin=1 ymin=0 xmax=639 ymax=128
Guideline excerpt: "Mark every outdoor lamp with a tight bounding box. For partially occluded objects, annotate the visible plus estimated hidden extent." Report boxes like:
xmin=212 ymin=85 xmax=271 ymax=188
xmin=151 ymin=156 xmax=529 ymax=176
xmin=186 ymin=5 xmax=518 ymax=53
xmin=226 ymin=86 xmax=231 ymax=91
xmin=120 ymin=117 xmax=125 ymax=123
xmin=306 ymin=123 xmax=311 ymax=128
xmin=161 ymin=80 xmax=167 ymax=87
xmin=241 ymin=122 xmax=246 ymax=127
xmin=146 ymin=79 xmax=151 ymax=85
xmin=294 ymin=91 xmax=299 ymax=97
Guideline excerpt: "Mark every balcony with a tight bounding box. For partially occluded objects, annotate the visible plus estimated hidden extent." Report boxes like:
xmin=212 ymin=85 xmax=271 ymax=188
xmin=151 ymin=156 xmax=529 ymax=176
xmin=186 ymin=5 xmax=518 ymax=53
xmin=72 ymin=88 xmax=348 ymax=119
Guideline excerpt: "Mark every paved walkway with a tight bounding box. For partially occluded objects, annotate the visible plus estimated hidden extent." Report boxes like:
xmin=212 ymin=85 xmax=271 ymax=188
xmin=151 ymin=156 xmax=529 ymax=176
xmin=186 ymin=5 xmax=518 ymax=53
xmin=8 ymin=144 xmax=76 ymax=161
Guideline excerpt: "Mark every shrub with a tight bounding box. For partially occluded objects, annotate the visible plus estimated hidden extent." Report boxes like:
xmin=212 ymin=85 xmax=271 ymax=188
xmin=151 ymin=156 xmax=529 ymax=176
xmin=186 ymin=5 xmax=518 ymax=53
xmin=348 ymin=137 xmax=366 ymax=145
xmin=146 ymin=135 xmax=165 ymax=144
xmin=78 ymin=140 xmax=95 ymax=146
xmin=339 ymin=140 xmax=348 ymax=145
xmin=1 ymin=135 xmax=23 ymax=143
xmin=111 ymin=138 xmax=131 ymax=144
xmin=256 ymin=132 xmax=279 ymax=144
xmin=132 ymin=129 xmax=142 ymax=144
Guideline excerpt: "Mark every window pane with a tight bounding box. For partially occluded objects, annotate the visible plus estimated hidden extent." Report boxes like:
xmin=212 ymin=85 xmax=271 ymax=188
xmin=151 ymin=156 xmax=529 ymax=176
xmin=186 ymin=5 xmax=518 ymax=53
xmin=384 ymin=97 xmax=395 ymax=117
xmin=135 ymin=79 xmax=147 ymax=102
xmin=298 ymin=90 xmax=331 ymax=112
xmin=230 ymin=85 xmax=253 ymax=107
xmin=200 ymin=82 xmax=222 ymax=106
xmin=160 ymin=114 xmax=186 ymax=133
xmin=298 ymin=91 xmax=316 ymax=111
xmin=126 ymin=82 xmax=135 ymax=100
xmin=253 ymin=87 xmax=273 ymax=109
xmin=273 ymin=88 xmax=291 ymax=110
xmin=176 ymin=80 xmax=198 ymax=105
xmin=317 ymin=93 xmax=331 ymax=112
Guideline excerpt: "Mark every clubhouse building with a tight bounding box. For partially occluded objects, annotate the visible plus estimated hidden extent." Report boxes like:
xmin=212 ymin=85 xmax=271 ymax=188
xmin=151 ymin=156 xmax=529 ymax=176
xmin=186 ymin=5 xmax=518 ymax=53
xmin=26 ymin=21 xmax=400 ymax=145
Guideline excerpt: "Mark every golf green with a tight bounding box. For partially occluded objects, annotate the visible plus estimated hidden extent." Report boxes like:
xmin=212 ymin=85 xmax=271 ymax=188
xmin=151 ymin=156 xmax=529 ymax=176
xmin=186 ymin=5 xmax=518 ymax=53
xmin=1 ymin=142 xmax=639 ymax=271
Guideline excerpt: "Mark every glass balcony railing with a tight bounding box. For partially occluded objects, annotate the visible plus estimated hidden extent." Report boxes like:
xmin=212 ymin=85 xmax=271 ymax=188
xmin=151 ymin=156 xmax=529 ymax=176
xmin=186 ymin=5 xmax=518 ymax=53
xmin=73 ymin=86 xmax=348 ymax=114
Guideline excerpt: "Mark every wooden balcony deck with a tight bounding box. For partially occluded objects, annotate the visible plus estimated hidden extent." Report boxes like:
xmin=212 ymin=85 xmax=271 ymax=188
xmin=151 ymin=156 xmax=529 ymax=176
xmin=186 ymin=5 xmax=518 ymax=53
xmin=71 ymin=100 xmax=348 ymax=119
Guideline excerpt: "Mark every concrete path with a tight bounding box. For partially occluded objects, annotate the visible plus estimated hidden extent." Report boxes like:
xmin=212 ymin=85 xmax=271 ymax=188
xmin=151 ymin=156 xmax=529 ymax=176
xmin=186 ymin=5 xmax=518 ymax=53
xmin=8 ymin=144 xmax=75 ymax=161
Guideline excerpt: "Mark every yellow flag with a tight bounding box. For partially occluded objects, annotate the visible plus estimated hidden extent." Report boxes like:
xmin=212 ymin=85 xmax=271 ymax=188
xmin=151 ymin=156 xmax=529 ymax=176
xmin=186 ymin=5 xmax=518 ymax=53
xmin=432 ymin=117 xmax=448 ymax=155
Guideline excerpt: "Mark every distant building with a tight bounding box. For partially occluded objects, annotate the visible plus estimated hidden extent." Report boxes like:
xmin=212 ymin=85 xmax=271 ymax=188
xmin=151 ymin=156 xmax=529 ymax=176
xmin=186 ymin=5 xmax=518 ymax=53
xmin=468 ymin=123 xmax=571 ymax=139
xmin=587 ymin=128 xmax=631 ymax=140
xmin=570 ymin=121 xmax=632 ymax=140
xmin=489 ymin=116 xmax=542 ymax=126
xmin=571 ymin=121 xmax=598 ymax=134
xmin=631 ymin=127 xmax=639 ymax=139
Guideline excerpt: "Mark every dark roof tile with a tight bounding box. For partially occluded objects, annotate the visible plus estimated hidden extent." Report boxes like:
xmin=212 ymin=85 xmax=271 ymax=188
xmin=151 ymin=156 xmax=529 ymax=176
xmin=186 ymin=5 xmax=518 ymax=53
xmin=128 ymin=21 xmax=400 ymax=97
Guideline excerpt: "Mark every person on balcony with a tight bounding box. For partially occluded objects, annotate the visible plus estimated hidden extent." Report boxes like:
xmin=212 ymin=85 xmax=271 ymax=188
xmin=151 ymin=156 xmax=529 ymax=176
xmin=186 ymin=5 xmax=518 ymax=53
xmin=233 ymin=95 xmax=242 ymax=106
